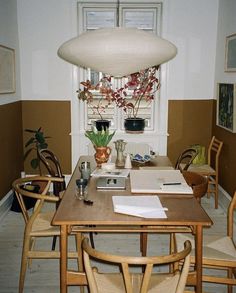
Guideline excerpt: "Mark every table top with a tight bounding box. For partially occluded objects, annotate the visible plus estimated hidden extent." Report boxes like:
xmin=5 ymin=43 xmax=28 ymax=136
xmin=52 ymin=156 xmax=212 ymax=227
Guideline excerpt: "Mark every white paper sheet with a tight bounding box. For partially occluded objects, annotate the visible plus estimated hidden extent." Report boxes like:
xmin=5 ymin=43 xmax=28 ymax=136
xmin=112 ymin=195 xmax=167 ymax=218
xmin=91 ymin=168 xmax=130 ymax=178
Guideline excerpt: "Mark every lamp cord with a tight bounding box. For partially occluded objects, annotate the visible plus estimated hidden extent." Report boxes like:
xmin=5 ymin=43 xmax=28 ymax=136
xmin=116 ymin=0 xmax=120 ymax=27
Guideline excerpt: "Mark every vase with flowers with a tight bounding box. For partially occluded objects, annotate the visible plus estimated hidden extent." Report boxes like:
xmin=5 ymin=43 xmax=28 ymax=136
xmin=85 ymin=128 xmax=115 ymax=167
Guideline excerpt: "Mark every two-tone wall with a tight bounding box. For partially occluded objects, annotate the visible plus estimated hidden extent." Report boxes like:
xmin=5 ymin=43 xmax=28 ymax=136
xmin=0 ymin=0 xmax=22 ymax=200
xmin=1 ymin=0 xmax=235 ymax=202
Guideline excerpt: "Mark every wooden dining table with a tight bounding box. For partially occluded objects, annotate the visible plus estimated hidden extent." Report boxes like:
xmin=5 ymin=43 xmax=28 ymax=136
xmin=52 ymin=155 xmax=212 ymax=293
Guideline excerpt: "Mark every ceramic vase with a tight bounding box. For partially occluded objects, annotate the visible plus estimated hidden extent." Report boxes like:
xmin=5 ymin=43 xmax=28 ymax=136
xmin=124 ymin=117 xmax=145 ymax=133
xmin=94 ymin=146 xmax=111 ymax=167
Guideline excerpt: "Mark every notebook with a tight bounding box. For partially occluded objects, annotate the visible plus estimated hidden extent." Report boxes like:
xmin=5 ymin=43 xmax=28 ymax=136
xmin=130 ymin=169 xmax=193 ymax=194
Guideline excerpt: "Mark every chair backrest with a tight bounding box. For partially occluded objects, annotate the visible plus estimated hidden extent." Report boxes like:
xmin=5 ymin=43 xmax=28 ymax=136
xmin=182 ymin=171 xmax=208 ymax=203
xmin=82 ymin=237 xmax=191 ymax=293
xmin=227 ymin=191 xmax=236 ymax=239
xmin=175 ymin=148 xmax=198 ymax=172
xmin=38 ymin=149 xmax=66 ymax=196
xmin=207 ymin=136 xmax=223 ymax=171
xmin=12 ymin=176 xmax=63 ymax=225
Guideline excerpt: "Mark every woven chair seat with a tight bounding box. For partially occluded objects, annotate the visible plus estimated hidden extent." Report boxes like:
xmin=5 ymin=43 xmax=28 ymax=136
xmin=92 ymin=270 xmax=180 ymax=293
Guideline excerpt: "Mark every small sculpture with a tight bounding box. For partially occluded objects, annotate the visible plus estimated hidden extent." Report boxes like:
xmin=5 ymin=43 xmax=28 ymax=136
xmin=114 ymin=139 xmax=127 ymax=167
xmin=125 ymin=153 xmax=132 ymax=169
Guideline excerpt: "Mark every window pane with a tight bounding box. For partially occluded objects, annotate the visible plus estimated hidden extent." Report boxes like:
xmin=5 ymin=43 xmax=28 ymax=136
xmin=123 ymin=10 xmax=155 ymax=31
xmin=86 ymin=11 xmax=115 ymax=29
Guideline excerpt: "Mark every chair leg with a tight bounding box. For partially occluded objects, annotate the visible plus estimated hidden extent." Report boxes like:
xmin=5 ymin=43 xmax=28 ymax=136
xmin=227 ymin=268 xmax=233 ymax=293
xmin=89 ymin=232 xmax=95 ymax=249
xmin=19 ymin=234 xmax=31 ymax=293
xmin=215 ymin=176 xmax=219 ymax=209
xmin=51 ymin=235 xmax=57 ymax=250
xmin=75 ymin=232 xmax=85 ymax=293
xmin=170 ymin=233 xmax=179 ymax=272
xmin=140 ymin=232 xmax=147 ymax=256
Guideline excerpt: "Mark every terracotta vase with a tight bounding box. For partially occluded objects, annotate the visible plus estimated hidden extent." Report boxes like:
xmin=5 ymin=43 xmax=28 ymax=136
xmin=94 ymin=146 xmax=111 ymax=167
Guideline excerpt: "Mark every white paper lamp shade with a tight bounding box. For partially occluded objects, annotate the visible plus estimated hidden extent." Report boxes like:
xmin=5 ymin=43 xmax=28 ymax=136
xmin=58 ymin=27 xmax=177 ymax=77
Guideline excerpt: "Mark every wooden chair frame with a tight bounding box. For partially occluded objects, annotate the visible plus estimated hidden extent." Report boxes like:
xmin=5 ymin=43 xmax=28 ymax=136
xmin=12 ymin=176 xmax=80 ymax=293
xmin=175 ymin=148 xmax=198 ymax=172
xmin=189 ymin=136 xmax=223 ymax=208
xmin=175 ymin=191 xmax=236 ymax=293
xmin=38 ymin=148 xmax=95 ymax=249
xmin=82 ymin=237 xmax=191 ymax=293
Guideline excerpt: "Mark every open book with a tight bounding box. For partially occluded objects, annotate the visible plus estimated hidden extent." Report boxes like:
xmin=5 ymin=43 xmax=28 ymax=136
xmin=112 ymin=195 xmax=167 ymax=218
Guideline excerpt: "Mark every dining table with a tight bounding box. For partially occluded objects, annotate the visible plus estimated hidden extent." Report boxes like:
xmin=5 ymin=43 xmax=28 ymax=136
xmin=52 ymin=155 xmax=212 ymax=293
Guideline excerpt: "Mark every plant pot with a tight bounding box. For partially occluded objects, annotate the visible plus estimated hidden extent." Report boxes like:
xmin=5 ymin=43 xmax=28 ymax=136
xmin=95 ymin=120 xmax=110 ymax=131
xmin=94 ymin=146 xmax=111 ymax=167
xmin=124 ymin=118 xmax=145 ymax=133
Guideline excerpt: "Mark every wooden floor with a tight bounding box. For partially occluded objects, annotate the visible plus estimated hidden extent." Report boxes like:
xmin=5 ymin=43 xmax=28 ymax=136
xmin=0 ymin=195 xmax=235 ymax=293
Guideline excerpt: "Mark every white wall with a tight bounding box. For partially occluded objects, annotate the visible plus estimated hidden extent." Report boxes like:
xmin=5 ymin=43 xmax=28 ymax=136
xmin=214 ymin=0 xmax=236 ymax=92
xmin=165 ymin=0 xmax=219 ymax=100
xmin=17 ymin=0 xmax=219 ymax=102
xmin=0 ymin=0 xmax=21 ymax=105
xmin=17 ymin=0 xmax=77 ymax=101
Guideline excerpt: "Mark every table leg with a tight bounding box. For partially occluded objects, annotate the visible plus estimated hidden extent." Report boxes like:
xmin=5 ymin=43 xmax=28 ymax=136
xmin=60 ymin=225 xmax=68 ymax=293
xmin=195 ymin=225 xmax=203 ymax=293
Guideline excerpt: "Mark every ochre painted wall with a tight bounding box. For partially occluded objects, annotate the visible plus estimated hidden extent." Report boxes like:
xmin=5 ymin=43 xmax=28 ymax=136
xmin=22 ymin=101 xmax=71 ymax=175
xmin=212 ymin=100 xmax=236 ymax=197
xmin=0 ymin=102 xmax=23 ymax=200
xmin=168 ymin=100 xmax=213 ymax=165
xmin=168 ymin=99 xmax=236 ymax=197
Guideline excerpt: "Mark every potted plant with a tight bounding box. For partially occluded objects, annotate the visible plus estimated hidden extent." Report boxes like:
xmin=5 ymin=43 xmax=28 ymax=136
xmin=111 ymin=66 xmax=160 ymax=133
xmin=24 ymin=127 xmax=50 ymax=173
xmin=78 ymin=66 xmax=160 ymax=133
xmin=85 ymin=128 xmax=115 ymax=167
xmin=77 ymin=77 xmax=113 ymax=131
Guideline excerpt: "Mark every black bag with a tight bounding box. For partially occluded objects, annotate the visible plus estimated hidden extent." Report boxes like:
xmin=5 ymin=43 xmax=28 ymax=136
xmin=11 ymin=184 xmax=40 ymax=212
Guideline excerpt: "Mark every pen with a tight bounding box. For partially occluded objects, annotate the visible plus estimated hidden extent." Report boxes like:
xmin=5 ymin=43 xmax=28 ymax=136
xmin=163 ymin=182 xmax=181 ymax=186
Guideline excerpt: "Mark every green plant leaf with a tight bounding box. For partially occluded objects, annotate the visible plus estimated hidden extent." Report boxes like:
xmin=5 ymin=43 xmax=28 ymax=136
xmin=85 ymin=129 xmax=115 ymax=147
xmin=23 ymin=148 xmax=33 ymax=160
xmin=25 ymin=137 xmax=35 ymax=147
xmin=31 ymin=158 xmax=39 ymax=169
xmin=25 ymin=128 xmax=38 ymax=133
xmin=35 ymin=132 xmax=45 ymax=144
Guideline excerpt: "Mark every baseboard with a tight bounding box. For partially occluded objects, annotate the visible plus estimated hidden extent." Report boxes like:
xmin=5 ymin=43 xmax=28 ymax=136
xmin=0 ymin=175 xmax=71 ymax=223
xmin=0 ymin=190 xmax=13 ymax=222
xmin=218 ymin=185 xmax=231 ymax=213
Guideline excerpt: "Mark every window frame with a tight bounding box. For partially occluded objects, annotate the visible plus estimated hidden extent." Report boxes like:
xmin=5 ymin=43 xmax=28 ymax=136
xmin=77 ymin=1 xmax=162 ymax=133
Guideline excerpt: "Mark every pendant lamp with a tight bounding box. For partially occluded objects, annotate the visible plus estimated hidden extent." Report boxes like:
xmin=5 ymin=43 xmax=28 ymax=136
xmin=58 ymin=27 xmax=177 ymax=77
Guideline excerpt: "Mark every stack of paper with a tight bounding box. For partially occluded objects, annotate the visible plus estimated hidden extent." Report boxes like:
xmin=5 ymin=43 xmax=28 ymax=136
xmin=130 ymin=169 xmax=193 ymax=194
xmin=112 ymin=195 xmax=167 ymax=218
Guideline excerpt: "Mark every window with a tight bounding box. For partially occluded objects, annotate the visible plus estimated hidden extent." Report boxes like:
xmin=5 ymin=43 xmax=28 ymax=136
xmin=77 ymin=1 xmax=162 ymax=132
